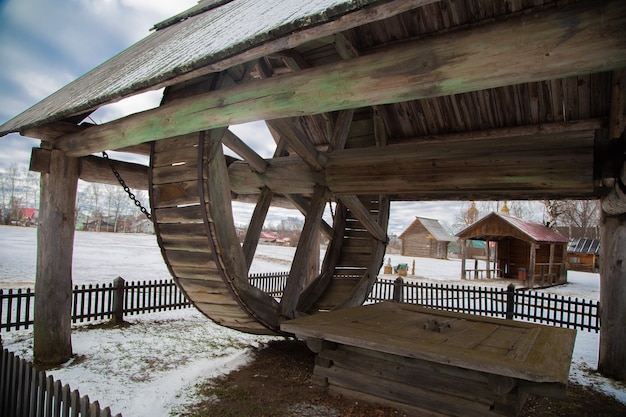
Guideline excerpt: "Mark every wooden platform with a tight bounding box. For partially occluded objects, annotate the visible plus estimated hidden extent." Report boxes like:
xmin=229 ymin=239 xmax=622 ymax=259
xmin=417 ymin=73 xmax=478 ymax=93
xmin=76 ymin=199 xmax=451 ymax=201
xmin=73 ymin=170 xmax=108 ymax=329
xmin=281 ymin=302 xmax=576 ymax=417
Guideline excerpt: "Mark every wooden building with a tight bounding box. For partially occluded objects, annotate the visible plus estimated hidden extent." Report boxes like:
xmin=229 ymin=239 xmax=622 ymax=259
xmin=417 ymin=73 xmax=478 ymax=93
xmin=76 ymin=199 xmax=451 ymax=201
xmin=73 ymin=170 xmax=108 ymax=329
xmin=567 ymin=238 xmax=600 ymax=273
xmin=1 ymin=0 xmax=625 ymax=400
xmin=457 ymin=213 xmax=569 ymax=288
xmin=399 ymin=217 xmax=456 ymax=259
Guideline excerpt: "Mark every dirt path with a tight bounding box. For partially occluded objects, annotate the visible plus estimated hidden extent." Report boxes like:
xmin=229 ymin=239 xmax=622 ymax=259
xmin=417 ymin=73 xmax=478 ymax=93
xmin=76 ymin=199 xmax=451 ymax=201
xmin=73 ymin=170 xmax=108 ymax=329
xmin=178 ymin=339 xmax=626 ymax=417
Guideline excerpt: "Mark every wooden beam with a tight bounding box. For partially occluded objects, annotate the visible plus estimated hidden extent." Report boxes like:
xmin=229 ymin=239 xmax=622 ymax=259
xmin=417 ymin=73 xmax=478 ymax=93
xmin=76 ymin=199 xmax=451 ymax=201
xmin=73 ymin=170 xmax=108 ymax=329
xmin=326 ymin=132 xmax=597 ymax=199
xmin=30 ymin=148 xmax=149 ymax=190
xmin=283 ymin=193 xmax=333 ymax=240
xmin=34 ymin=150 xmax=79 ymax=365
xmin=222 ymin=129 xmax=268 ymax=173
xmin=242 ymin=187 xmax=273 ymax=271
xmin=280 ymin=185 xmax=328 ymax=318
xmin=610 ymin=69 xmax=626 ymax=139
xmin=266 ymin=119 xmax=327 ymax=170
xmin=53 ymin=1 xmax=626 ymax=157
xmin=338 ymin=194 xmax=387 ymax=242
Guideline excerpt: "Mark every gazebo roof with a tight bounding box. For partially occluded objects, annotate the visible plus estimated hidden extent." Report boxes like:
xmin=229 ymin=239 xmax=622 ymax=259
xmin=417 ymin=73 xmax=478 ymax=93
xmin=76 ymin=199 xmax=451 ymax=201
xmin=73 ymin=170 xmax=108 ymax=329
xmin=456 ymin=212 xmax=569 ymax=244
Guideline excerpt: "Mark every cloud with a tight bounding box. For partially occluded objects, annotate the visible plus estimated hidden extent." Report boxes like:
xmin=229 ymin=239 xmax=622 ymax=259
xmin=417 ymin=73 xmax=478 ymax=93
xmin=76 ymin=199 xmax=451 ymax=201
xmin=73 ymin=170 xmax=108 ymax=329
xmin=0 ymin=0 xmax=197 ymax=171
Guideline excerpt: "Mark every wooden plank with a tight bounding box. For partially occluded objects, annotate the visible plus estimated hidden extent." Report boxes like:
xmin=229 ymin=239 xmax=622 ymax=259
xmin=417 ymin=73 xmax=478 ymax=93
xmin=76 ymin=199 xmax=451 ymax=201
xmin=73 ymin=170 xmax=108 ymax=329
xmin=170 ymin=265 xmax=222 ymax=280
xmin=151 ymin=146 xmax=199 ymax=168
xmin=56 ymin=1 xmax=626 ymax=156
xmin=160 ymin=236 xmax=211 ymax=252
xmin=281 ymin=302 xmax=576 ymax=384
xmin=165 ymin=249 xmax=215 ymax=268
xmin=151 ymin=162 xmax=199 ymax=185
xmin=152 ymin=181 xmax=200 ymax=208
xmin=154 ymin=205 xmax=204 ymax=223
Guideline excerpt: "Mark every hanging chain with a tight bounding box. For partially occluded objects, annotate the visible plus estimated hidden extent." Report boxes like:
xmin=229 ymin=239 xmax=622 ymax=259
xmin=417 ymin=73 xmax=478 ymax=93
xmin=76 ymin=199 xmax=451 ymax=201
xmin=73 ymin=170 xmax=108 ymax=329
xmin=102 ymin=151 xmax=152 ymax=221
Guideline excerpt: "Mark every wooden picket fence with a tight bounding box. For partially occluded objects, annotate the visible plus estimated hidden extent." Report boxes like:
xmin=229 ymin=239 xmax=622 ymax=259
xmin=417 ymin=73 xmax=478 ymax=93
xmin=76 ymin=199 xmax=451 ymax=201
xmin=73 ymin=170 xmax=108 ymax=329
xmin=0 ymin=343 xmax=121 ymax=417
xmin=370 ymin=277 xmax=600 ymax=332
xmin=1 ymin=278 xmax=192 ymax=332
xmin=1 ymin=274 xmax=600 ymax=333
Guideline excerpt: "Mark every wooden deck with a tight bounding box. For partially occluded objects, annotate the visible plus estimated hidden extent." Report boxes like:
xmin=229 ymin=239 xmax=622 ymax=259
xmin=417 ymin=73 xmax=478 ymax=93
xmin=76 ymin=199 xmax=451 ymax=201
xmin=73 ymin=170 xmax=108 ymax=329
xmin=281 ymin=302 xmax=576 ymax=417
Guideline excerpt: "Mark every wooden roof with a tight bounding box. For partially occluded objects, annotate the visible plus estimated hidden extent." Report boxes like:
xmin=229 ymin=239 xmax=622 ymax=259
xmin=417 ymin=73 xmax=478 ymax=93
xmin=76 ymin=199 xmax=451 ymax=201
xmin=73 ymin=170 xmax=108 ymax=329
xmin=1 ymin=0 xmax=625 ymax=202
xmin=399 ymin=217 xmax=456 ymax=242
xmin=456 ymin=212 xmax=569 ymax=244
xmin=567 ymin=238 xmax=601 ymax=255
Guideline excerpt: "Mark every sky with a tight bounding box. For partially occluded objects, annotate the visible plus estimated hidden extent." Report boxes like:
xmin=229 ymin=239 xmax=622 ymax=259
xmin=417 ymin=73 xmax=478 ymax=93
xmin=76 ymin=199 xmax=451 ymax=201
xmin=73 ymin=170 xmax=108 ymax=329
xmin=0 ymin=0 xmax=504 ymax=234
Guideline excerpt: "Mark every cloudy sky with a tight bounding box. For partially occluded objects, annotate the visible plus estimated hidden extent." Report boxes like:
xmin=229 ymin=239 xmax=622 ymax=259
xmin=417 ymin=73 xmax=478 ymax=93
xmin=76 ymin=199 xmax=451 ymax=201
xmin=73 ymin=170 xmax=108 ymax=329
xmin=0 ymin=0 xmax=475 ymax=234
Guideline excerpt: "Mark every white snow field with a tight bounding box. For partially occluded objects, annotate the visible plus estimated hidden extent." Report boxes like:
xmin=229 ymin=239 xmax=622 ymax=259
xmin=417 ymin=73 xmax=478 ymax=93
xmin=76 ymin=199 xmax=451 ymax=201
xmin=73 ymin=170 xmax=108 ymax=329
xmin=0 ymin=225 xmax=624 ymax=416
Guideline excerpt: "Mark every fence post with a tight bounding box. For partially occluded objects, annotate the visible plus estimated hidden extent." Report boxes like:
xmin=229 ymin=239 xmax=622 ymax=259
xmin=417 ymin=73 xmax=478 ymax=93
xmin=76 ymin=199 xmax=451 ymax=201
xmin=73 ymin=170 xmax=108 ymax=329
xmin=111 ymin=277 xmax=125 ymax=324
xmin=505 ymin=283 xmax=516 ymax=320
xmin=393 ymin=277 xmax=404 ymax=302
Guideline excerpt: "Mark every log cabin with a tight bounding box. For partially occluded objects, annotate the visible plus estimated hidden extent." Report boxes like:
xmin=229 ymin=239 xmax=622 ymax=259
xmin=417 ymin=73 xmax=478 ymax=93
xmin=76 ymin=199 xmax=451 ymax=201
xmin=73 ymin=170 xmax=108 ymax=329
xmin=399 ymin=216 xmax=456 ymax=259
xmin=1 ymin=0 xmax=625 ymax=412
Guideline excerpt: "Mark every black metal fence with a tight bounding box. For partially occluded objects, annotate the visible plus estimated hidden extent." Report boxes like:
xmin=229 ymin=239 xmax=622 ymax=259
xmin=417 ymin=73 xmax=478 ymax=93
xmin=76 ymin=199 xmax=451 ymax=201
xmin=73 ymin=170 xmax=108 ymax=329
xmin=1 ymin=278 xmax=191 ymax=332
xmin=1 ymin=274 xmax=600 ymax=333
xmin=0 ymin=342 xmax=121 ymax=417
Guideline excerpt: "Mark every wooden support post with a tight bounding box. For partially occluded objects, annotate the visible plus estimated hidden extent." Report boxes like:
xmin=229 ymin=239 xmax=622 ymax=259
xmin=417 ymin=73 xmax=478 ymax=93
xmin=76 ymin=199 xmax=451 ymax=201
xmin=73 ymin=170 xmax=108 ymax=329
xmin=505 ymin=284 xmax=516 ymax=321
xmin=486 ymin=239 xmax=491 ymax=279
xmin=111 ymin=277 xmax=125 ymax=324
xmin=393 ymin=277 xmax=404 ymax=303
xmin=598 ymin=211 xmax=626 ymax=381
xmin=34 ymin=150 xmax=79 ymax=365
xmin=528 ymin=243 xmax=536 ymax=289
xmin=460 ymin=239 xmax=467 ymax=280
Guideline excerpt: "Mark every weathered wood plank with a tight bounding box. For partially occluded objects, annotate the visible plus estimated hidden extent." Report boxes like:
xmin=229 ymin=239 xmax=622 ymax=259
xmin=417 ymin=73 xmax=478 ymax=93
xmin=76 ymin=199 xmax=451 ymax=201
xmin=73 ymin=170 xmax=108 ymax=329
xmin=56 ymin=1 xmax=626 ymax=156
xmin=153 ymin=205 xmax=204 ymax=224
xmin=165 ymin=249 xmax=215 ymax=268
xmin=281 ymin=302 xmax=576 ymax=384
xmin=152 ymin=181 xmax=200 ymax=208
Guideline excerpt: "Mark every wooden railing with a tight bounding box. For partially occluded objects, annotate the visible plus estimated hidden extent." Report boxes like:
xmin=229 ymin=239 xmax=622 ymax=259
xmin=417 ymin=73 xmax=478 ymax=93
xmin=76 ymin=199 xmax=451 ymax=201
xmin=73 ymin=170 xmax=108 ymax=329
xmin=0 ymin=343 xmax=121 ymax=417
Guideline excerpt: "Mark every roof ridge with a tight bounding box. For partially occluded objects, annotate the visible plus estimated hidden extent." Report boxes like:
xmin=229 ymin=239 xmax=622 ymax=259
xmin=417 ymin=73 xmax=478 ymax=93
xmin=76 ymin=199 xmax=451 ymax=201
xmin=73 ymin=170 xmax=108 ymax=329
xmin=151 ymin=0 xmax=233 ymax=31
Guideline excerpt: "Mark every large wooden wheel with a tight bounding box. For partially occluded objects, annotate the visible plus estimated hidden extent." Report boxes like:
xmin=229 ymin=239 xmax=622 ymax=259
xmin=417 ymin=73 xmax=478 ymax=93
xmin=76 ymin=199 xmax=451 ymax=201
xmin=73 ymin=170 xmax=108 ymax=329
xmin=149 ymin=112 xmax=390 ymax=335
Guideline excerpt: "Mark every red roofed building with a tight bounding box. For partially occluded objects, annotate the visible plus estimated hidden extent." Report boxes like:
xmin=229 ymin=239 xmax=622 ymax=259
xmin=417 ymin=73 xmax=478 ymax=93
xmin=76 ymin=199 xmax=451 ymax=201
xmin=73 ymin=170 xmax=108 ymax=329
xmin=456 ymin=212 xmax=569 ymax=288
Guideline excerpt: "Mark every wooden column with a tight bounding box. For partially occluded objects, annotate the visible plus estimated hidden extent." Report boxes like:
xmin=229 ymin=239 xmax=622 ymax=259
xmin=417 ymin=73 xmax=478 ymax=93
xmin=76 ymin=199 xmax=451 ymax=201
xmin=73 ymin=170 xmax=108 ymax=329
xmin=33 ymin=149 xmax=79 ymax=365
xmin=598 ymin=211 xmax=626 ymax=381
xmin=486 ymin=239 xmax=491 ymax=279
xmin=460 ymin=239 xmax=467 ymax=280
xmin=528 ymin=243 xmax=536 ymax=289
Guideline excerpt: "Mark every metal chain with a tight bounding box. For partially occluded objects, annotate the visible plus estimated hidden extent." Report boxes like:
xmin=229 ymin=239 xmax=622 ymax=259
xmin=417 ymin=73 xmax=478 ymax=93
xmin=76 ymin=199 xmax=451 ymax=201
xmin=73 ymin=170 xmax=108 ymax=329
xmin=102 ymin=151 xmax=152 ymax=221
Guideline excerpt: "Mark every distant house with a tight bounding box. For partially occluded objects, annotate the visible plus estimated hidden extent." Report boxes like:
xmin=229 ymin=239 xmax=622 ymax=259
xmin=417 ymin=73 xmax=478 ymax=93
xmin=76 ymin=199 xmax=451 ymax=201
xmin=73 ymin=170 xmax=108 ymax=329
xmin=456 ymin=212 xmax=569 ymax=288
xmin=567 ymin=238 xmax=600 ymax=273
xmin=259 ymin=231 xmax=290 ymax=245
xmin=399 ymin=217 xmax=457 ymax=259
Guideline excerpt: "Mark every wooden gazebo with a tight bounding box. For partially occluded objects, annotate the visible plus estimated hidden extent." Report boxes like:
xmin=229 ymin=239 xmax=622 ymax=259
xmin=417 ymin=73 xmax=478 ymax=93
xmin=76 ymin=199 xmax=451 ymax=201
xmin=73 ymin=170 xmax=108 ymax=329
xmin=457 ymin=212 xmax=569 ymax=288
xmin=1 ymin=0 xmax=625 ymax=388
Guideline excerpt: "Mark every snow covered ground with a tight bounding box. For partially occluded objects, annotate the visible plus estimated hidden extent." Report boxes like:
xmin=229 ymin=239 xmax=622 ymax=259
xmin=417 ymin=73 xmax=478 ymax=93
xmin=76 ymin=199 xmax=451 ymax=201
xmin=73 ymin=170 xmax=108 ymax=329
xmin=0 ymin=225 xmax=624 ymax=416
